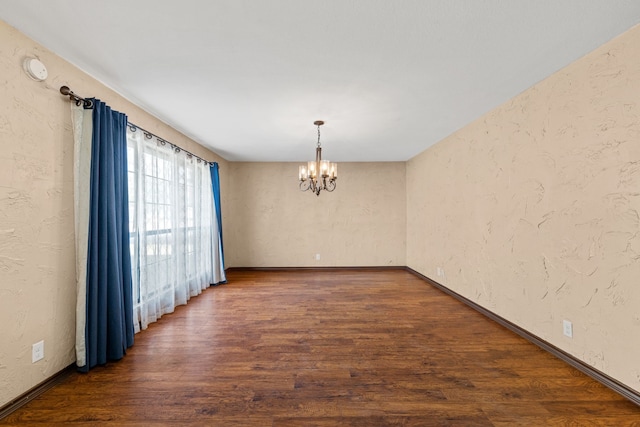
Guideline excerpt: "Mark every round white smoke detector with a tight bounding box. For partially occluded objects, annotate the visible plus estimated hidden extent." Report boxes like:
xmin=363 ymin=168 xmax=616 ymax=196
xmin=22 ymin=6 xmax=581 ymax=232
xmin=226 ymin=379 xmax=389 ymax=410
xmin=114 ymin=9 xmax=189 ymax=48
xmin=23 ymin=57 xmax=48 ymax=81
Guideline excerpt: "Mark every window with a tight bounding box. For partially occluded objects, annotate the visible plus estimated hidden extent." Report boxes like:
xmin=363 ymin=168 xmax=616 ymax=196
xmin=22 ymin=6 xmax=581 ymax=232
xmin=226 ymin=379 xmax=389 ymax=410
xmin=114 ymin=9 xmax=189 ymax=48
xmin=127 ymin=128 xmax=221 ymax=332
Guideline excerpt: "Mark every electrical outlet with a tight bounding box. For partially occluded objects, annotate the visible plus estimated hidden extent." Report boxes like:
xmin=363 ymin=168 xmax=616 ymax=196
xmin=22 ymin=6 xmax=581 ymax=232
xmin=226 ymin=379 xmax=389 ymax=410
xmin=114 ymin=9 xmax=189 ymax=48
xmin=437 ymin=267 xmax=444 ymax=277
xmin=315 ymin=253 xmax=321 ymax=261
xmin=563 ymin=320 xmax=573 ymax=338
xmin=32 ymin=340 xmax=44 ymax=363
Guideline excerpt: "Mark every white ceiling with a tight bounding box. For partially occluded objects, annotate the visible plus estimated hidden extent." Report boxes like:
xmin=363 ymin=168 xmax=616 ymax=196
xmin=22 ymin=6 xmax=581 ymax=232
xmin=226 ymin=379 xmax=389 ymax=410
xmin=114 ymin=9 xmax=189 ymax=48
xmin=2 ymin=1 xmax=640 ymax=162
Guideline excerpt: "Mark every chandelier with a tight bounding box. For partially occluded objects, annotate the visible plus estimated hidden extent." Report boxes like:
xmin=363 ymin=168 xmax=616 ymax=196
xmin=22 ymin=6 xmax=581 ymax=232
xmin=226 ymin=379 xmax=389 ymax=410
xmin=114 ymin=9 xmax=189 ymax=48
xmin=298 ymin=120 xmax=337 ymax=196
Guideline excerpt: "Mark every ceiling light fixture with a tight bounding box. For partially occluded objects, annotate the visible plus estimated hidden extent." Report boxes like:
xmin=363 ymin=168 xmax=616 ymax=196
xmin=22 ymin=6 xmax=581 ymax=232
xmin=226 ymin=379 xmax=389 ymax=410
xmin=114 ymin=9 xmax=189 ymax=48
xmin=298 ymin=120 xmax=337 ymax=196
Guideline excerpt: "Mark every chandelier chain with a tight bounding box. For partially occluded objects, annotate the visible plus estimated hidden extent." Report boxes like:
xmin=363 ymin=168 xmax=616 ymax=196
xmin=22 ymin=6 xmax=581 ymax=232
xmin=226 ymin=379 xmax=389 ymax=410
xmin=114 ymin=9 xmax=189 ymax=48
xmin=317 ymin=124 xmax=321 ymax=148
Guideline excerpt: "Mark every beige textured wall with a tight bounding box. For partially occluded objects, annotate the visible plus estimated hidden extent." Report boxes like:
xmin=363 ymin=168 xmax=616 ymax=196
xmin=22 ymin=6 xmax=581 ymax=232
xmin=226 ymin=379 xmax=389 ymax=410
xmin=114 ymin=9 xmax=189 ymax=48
xmin=226 ymin=162 xmax=406 ymax=267
xmin=407 ymin=26 xmax=640 ymax=392
xmin=0 ymin=20 xmax=227 ymax=407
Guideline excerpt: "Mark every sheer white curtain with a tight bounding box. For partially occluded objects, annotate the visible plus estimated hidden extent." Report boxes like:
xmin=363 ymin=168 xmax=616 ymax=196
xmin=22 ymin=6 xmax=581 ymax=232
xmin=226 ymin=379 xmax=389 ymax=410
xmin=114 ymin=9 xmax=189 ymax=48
xmin=71 ymin=104 xmax=93 ymax=366
xmin=127 ymin=128 xmax=219 ymax=332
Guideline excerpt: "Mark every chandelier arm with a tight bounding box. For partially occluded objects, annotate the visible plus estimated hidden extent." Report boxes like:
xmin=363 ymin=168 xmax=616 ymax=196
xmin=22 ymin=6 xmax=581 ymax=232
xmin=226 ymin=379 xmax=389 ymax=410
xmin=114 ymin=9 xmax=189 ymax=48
xmin=325 ymin=180 xmax=337 ymax=192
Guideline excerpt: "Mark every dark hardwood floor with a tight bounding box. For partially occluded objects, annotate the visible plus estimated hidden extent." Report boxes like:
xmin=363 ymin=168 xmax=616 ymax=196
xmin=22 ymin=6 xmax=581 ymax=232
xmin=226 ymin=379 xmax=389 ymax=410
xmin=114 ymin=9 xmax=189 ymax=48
xmin=2 ymin=269 xmax=639 ymax=426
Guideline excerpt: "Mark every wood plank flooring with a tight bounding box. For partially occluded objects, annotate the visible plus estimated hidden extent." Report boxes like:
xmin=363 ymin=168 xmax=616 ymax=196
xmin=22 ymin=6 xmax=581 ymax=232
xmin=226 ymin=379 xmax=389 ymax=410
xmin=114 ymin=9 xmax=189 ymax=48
xmin=2 ymin=269 xmax=639 ymax=426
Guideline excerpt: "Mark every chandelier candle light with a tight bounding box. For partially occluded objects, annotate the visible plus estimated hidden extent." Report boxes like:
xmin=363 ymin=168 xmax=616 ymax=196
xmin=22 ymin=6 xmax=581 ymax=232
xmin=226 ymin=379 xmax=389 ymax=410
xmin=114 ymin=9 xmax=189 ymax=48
xmin=299 ymin=120 xmax=337 ymax=196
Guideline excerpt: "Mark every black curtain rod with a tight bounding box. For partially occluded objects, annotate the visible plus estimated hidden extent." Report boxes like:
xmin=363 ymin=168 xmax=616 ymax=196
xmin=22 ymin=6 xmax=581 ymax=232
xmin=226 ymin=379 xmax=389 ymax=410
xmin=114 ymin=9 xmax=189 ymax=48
xmin=127 ymin=123 xmax=213 ymax=166
xmin=59 ymin=85 xmax=216 ymax=166
xmin=60 ymin=85 xmax=93 ymax=108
